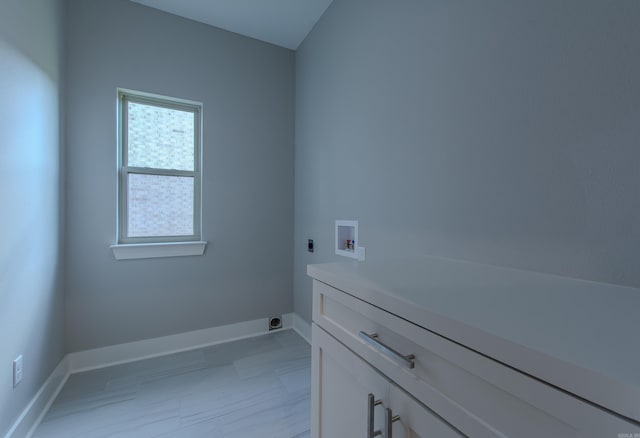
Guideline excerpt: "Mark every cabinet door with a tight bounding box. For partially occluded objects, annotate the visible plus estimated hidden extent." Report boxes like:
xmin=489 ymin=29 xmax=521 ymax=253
xmin=388 ymin=383 xmax=462 ymax=438
xmin=312 ymin=323 xmax=388 ymax=438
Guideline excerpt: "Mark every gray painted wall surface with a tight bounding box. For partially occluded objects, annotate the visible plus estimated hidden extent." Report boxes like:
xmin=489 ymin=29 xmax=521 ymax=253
xmin=294 ymin=0 xmax=640 ymax=322
xmin=0 ymin=0 xmax=65 ymax=434
xmin=65 ymin=0 xmax=295 ymax=352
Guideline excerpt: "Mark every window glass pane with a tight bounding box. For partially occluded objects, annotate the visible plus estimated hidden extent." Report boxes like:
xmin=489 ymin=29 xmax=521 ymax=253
xmin=127 ymin=101 xmax=195 ymax=171
xmin=127 ymin=173 xmax=194 ymax=237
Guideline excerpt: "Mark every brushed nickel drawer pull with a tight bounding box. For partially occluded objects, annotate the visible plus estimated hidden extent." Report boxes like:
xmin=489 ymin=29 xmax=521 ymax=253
xmin=385 ymin=407 xmax=401 ymax=437
xmin=359 ymin=331 xmax=416 ymax=369
xmin=367 ymin=393 xmax=383 ymax=437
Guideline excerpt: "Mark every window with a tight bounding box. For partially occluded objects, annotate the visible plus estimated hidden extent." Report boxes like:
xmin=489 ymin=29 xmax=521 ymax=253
xmin=117 ymin=90 xmax=202 ymax=246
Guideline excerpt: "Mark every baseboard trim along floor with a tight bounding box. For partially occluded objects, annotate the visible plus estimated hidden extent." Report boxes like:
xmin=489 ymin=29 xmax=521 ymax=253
xmin=5 ymin=313 xmax=312 ymax=438
xmin=292 ymin=313 xmax=311 ymax=344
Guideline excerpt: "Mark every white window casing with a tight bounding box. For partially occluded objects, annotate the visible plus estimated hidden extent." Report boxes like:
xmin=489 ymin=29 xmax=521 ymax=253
xmin=112 ymin=89 xmax=206 ymax=259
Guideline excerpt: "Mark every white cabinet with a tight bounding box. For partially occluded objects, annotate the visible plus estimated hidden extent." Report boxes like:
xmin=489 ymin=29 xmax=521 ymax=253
xmin=311 ymin=323 xmax=387 ymax=437
xmin=312 ymin=323 xmax=460 ymax=438
xmin=309 ymin=273 xmax=640 ymax=438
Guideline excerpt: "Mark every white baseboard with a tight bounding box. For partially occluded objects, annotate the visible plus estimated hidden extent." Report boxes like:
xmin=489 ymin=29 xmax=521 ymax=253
xmin=68 ymin=313 xmax=296 ymax=373
xmin=292 ymin=313 xmax=312 ymax=344
xmin=7 ymin=313 xmax=309 ymax=437
xmin=4 ymin=356 xmax=70 ymax=438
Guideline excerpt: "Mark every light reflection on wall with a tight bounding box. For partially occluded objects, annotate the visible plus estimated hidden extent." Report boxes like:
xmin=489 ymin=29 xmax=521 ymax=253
xmin=0 ymin=34 xmax=63 ymax=436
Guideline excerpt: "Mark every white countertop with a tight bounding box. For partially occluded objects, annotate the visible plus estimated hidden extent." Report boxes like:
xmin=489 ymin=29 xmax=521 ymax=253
xmin=307 ymin=256 xmax=640 ymax=422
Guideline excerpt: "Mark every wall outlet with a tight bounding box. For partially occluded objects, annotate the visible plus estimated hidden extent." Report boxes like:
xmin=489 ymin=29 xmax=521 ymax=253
xmin=13 ymin=355 xmax=23 ymax=388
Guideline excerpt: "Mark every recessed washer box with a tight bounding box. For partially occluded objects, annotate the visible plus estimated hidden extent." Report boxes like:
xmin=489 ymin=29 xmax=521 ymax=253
xmin=335 ymin=220 xmax=364 ymax=260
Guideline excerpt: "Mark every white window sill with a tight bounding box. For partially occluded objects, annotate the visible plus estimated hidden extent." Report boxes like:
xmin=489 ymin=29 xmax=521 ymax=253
xmin=111 ymin=241 xmax=207 ymax=260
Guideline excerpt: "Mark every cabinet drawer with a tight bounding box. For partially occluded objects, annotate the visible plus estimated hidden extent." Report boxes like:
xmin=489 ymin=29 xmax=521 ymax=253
xmin=312 ymin=323 xmax=461 ymax=438
xmin=313 ymin=280 xmax=638 ymax=438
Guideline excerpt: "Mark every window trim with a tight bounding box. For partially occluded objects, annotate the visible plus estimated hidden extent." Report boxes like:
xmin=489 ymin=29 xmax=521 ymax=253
xmin=117 ymin=89 xmax=203 ymax=245
xmin=110 ymin=241 xmax=207 ymax=260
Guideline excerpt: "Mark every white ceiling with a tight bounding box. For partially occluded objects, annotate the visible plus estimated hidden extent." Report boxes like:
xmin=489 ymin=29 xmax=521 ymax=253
xmin=130 ymin=0 xmax=334 ymax=50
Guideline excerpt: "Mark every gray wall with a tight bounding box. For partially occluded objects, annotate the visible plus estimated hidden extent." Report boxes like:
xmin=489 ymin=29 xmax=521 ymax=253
xmin=294 ymin=0 xmax=640 ymax=322
xmin=65 ymin=0 xmax=295 ymax=352
xmin=0 ymin=0 xmax=65 ymax=434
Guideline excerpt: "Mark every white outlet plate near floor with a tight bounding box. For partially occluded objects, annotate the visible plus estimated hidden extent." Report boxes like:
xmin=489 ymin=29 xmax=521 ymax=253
xmin=14 ymin=354 xmax=24 ymax=387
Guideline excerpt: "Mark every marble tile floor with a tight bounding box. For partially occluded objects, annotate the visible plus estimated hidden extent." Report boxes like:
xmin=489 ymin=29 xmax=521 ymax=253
xmin=33 ymin=329 xmax=311 ymax=438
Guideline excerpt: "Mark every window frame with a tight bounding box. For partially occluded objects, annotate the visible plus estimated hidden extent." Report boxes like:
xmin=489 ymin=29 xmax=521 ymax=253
xmin=117 ymin=89 xmax=202 ymax=245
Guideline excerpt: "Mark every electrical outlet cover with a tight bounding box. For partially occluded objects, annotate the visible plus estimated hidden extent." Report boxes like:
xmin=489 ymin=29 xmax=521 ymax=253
xmin=13 ymin=355 xmax=23 ymax=387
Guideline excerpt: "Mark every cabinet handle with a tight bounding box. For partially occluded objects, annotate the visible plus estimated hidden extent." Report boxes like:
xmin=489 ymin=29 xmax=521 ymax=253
xmin=359 ymin=332 xmax=416 ymax=369
xmin=384 ymin=407 xmax=401 ymax=438
xmin=367 ymin=393 xmax=383 ymax=438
